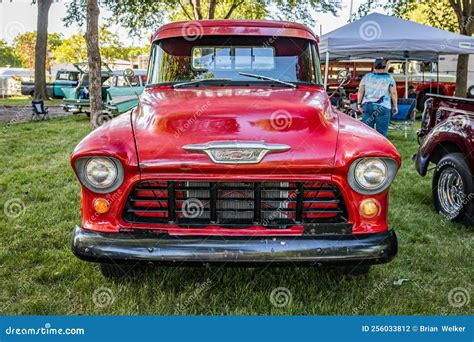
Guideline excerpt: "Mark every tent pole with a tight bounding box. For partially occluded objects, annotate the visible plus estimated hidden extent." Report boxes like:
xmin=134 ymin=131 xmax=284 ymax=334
xmin=405 ymin=58 xmax=409 ymax=98
xmin=436 ymin=55 xmax=439 ymax=94
xmin=324 ymin=51 xmax=330 ymax=89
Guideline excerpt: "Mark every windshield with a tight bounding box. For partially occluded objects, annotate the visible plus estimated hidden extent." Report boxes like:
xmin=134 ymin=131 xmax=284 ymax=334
xmin=147 ymin=36 xmax=321 ymax=86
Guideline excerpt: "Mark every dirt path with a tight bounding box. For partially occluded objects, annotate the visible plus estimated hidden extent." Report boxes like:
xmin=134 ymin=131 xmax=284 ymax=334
xmin=0 ymin=105 xmax=73 ymax=124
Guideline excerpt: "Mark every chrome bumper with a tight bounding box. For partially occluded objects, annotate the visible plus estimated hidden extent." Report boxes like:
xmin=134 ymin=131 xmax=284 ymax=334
xmin=72 ymin=226 xmax=397 ymax=266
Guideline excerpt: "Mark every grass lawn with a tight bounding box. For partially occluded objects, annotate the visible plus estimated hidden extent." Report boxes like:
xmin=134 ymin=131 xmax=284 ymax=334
xmin=0 ymin=96 xmax=62 ymax=107
xmin=0 ymin=115 xmax=472 ymax=315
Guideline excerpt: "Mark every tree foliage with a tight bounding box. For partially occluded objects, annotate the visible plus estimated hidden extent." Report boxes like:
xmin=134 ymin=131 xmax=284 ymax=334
xmin=353 ymin=0 xmax=458 ymax=32
xmin=52 ymin=27 xmax=148 ymax=64
xmin=13 ymin=32 xmax=62 ymax=69
xmin=0 ymin=40 xmax=21 ymax=67
xmin=64 ymin=0 xmax=341 ymax=36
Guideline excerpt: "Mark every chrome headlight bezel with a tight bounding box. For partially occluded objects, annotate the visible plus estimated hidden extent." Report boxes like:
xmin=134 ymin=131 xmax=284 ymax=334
xmin=74 ymin=156 xmax=124 ymax=194
xmin=348 ymin=157 xmax=398 ymax=195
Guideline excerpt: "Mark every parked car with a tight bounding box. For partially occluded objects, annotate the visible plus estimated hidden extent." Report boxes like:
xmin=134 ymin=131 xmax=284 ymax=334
xmin=105 ymin=69 xmax=147 ymax=115
xmin=70 ymin=20 xmax=401 ymax=278
xmin=62 ymin=62 xmax=112 ymax=115
xmin=21 ymin=69 xmax=79 ymax=98
xmin=0 ymin=67 xmax=34 ymax=96
xmin=415 ymin=94 xmax=473 ymax=225
xmin=324 ymin=59 xmax=456 ymax=110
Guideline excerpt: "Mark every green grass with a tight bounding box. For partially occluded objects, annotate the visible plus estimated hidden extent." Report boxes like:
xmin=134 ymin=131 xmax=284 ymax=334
xmin=0 ymin=96 xmax=62 ymax=107
xmin=0 ymin=116 xmax=472 ymax=315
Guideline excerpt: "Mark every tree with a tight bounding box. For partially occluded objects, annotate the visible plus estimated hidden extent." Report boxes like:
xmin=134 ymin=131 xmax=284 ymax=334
xmin=34 ymin=0 xmax=53 ymax=100
xmin=448 ymin=0 xmax=474 ymax=97
xmin=65 ymin=0 xmax=341 ymax=35
xmin=0 ymin=40 xmax=21 ymax=67
xmin=13 ymin=32 xmax=62 ymax=69
xmin=52 ymin=33 xmax=88 ymax=64
xmin=53 ymin=28 xmax=145 ymax=65
xmin=85 ymin=0 xmax=103 ymax=130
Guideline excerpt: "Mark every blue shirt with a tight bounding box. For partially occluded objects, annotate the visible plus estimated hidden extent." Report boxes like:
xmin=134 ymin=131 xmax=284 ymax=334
xmin=360 ymin=72 xmax=396 ymax=109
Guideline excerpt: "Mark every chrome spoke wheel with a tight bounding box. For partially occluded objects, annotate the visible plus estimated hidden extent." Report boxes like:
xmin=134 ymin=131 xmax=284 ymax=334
xmin=437 ymin=167 xmax=465 ymax=217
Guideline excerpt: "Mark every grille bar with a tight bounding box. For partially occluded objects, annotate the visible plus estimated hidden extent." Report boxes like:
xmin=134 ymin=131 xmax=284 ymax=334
xmin=124 ymin=181 xmax=348 ymax=228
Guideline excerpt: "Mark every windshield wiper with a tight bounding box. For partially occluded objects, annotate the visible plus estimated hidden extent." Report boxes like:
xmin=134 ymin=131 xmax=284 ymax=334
xmin=173 ymin=78 xmax=232 ymax=88
xmin=238 ymin=72 xmax=297 ymax=88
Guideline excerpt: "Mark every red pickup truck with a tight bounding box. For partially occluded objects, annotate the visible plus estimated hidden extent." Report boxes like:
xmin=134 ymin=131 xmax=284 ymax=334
xmin=70 ymin=20 xmax=401 ymax=278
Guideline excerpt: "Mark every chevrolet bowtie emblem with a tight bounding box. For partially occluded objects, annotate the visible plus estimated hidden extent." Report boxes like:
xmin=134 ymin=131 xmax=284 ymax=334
xmin=182 ymin=141 xmax=291 ymax=164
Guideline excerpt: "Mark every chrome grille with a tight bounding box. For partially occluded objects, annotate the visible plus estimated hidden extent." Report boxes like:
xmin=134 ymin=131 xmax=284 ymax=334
xmin=123 ymin=181 xmax=348 ymax=228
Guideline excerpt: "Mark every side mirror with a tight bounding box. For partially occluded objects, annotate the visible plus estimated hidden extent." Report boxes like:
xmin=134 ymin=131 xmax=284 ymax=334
xmin=336 ymin=69 xmax=351 ymax=85
xmin=123 ymin=68 xmax=135 ymax=78
xmin=122 ymin=68 xmax=140 ymax=100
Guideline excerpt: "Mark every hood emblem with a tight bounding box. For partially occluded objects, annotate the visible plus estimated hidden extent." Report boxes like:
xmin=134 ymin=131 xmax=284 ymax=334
xmin=182 ymin=141 xmax=291 ymax=164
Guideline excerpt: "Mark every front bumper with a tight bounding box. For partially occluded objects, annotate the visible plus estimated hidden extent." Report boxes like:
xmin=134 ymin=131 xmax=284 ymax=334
xmin=71 ymin=226 xmax=397 ymax=266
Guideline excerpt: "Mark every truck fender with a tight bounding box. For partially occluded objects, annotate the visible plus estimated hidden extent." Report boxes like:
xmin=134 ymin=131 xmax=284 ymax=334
xmin=415 ymin=121 xmax=469 ymax=176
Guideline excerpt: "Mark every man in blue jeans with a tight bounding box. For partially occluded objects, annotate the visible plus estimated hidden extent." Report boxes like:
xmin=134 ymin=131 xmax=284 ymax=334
xmin=357 ymin=58 xmax=398 ymax=137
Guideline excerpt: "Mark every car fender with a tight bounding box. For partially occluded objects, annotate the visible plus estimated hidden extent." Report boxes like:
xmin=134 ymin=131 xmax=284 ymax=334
xmin=415 ymin=121 xmax=470 ymax=176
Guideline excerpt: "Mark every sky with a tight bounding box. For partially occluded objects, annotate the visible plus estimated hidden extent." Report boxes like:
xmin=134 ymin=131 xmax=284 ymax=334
xmin=0 ymin=0 xmax=384 ymax=46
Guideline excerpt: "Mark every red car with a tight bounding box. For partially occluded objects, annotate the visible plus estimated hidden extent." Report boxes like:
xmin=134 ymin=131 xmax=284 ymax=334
xmin=415 ymin=94 xmax=473 ymax=225
xmin=71 ymin=20 xmax=401 ymax=278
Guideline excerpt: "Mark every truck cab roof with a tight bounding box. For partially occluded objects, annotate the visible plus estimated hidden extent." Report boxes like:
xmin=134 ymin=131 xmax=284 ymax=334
xmin=153 ymin=20 xmax=317 ymax=42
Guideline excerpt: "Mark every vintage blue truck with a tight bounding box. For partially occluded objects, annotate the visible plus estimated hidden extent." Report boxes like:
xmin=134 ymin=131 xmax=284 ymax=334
xmin=21 ymin=69 xmax=79 ymax=98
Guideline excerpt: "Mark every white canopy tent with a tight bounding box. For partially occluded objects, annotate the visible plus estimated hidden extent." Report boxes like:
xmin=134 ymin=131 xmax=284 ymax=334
xmin=319 ymin=13 xmax=474 ymax=96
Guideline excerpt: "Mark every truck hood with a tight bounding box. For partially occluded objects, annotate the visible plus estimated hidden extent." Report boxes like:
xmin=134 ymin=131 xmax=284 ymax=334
xmin=132 ymin=86 xmax=339 ymax=176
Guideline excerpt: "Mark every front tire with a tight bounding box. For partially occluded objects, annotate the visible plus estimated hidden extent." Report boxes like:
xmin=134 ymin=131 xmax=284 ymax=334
xmin=433 ymin=153 xmax=473 ymax=226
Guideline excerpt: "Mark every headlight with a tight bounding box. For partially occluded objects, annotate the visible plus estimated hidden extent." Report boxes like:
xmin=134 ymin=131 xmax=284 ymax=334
xmin=85 ymin=158 xmax=117 ymax=188
xmin=355 ymin=158 xmax=387 ymax=190
xmin=75 ymin=157 xmax=124 ymax=193
xmin=348 ymin=158 xmax=398 ymax=194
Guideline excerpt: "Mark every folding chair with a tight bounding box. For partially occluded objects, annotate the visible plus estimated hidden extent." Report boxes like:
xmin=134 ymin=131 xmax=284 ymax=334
xmin=31 ymin=100 xmax=49 ymax=121
xmin=390 ymin=98 xmax=416 ymax=140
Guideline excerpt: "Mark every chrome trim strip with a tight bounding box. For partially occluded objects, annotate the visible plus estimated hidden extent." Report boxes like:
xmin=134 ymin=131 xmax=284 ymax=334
xmin=182 ymin=140 xmax=291 ymax=164
xmin=438 ymin=106 xmax=474 ymax=116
